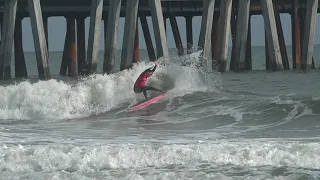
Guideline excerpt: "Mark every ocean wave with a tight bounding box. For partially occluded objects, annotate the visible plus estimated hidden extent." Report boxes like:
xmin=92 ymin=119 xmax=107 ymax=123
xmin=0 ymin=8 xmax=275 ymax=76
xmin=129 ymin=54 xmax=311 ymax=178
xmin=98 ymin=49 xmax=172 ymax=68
xmin=1 ymin=142 xmax=320 ymax=172
xmin=0 ymin=52 xmax=220 ymax=121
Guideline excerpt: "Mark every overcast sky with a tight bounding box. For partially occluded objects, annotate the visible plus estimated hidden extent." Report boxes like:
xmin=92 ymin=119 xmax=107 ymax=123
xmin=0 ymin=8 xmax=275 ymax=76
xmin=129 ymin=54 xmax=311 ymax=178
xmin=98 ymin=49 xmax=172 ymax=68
xmin=20 ymin=14 xmax=320 ymax=52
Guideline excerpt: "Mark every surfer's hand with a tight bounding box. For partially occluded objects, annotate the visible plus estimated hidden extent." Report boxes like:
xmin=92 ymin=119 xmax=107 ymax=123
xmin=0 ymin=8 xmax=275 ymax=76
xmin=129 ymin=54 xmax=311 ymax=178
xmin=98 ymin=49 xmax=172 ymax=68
xmin=154 ymin=61 xmax=158 ymax=66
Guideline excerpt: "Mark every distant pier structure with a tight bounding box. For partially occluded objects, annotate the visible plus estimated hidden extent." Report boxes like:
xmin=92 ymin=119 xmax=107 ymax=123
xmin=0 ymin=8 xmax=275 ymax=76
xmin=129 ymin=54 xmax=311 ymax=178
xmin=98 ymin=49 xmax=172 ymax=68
xmin=0 ymin=0 xmax=318 ymax=80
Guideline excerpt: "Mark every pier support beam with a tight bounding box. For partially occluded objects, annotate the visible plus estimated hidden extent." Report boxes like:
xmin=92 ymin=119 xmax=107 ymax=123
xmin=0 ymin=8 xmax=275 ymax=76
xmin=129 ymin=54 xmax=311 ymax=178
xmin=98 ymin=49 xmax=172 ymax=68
xmin=233 ymin=0 xmax=251 ymax=72
xmin=14 ymin=16 xmax=28 ymax=78
xmin=60 ymin=19 xmax=68 ymax=76
xmin=0 ymin=0 xmax=17 ymax=80
xmin=169 ymin=13 xmax=184 ymax=56
xmin=87 ymin=0 xmax=103 ymax=74
xmin=67 ymin=18 xmax=77 ymax=77
xmin=120 ymin=0 xmax=139 ymax=70
xmin=245 ymin=17 xmax=252 ymax=70
xmin=265 ymin=31 xmax=270 ymax=70
xmin=140 ymin=14 xmax=156 ymax=61
xmin=43 ymin=16 xmax=48 ymax=51
xmin=28 ymin=0 xmax=50 ymax=80
xmin=274 ymin=4 xmax=289 ymax=70
xmin=103 ymin=0 xmax=121 ymax=74
xmin=149 ymin=0 xmax=169 ymax=60
xmin=185 ymin=16 xmax=193 ymax=54
xmin=198 ymin=0 xmax=215 ymax=70
xmin=261 ymin=0 xmax=283 ymax=71
xmin=211 ymin=12 xmax=220 ymax=67
xmin=291 ymin=0 xmax=301 ymax=69
xmin=60 ymin=17 xmax=77 ymax=77
xmin=301 ymin=0 xmax=318 ymax=69
xmin=77 ymin=17 xmax=87 ymax=75
xmin=133 ymin=19 xmax=140 ymax=63
xmin=217 ymin=0 xmax=232 ymax=72
xmin=230 ymin=1 xmax=237 ymax=71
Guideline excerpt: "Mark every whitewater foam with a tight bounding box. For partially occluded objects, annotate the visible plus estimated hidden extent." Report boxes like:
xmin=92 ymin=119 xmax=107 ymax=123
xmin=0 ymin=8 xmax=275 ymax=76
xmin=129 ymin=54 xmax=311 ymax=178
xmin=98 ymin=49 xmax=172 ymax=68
xmin=1 ymin=141 xmax=320 ymax=173
xmin=0 ymin=53 xmax=220 ymax=120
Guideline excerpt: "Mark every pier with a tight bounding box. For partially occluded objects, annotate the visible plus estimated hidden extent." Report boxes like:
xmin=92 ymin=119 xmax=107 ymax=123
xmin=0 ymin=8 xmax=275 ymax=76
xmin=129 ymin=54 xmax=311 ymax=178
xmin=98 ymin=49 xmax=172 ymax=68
xmin=0 ymin=0 xmax=318 ymax=80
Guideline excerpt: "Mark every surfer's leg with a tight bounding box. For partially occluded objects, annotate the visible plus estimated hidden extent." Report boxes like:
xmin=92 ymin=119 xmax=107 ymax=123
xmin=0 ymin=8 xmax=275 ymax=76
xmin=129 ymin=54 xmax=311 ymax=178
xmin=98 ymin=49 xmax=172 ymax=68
xmin=133 ymin=87 xmax=142 ymax=93
xmin=142 ymin=87 xmax=148 ymax=100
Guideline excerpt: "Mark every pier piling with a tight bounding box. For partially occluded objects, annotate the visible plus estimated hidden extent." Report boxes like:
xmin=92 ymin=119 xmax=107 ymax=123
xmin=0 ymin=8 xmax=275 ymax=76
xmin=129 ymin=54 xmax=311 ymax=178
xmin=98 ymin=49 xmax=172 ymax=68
xmin=211 ymin=12 xmax=220 ymax=68
xmin=76 ymin=17 xmax=87 ymax=75
xmin=67 ymin=17 xmax=77 ymax=77
xmin=14 ymin=16 xmax=27 ymax=79
xmin=28 ymin=0 xmax=50 ymax=80
xmin=103 ymin=0 xmax=121 ymax=74
xmin=169 ymin=13 xmax=184 ymax=56
xmin=198 ymin=0 xmax=215 ymax=70
xmin=87 ymin=0 xmax=103 ymax=74
xmin=261 ymin=0 xmax=283 ymax=71
xmin=133 ymin=19 xmax=140 ymax=63
xmin=185 ymin=16 xmax=193 ymax=54
xmin=301 ymin=0 xmax=318 ymax=69
xmin=149 ymin=0 xmax=169 ymax=61
xmin=233 ymin=0 xmax=251 ymax=72
xmin=0 ymin=0 xmax=17 ymax=80
xmin=291 ymin=0 xmax=301 ymax=69
xmin=140 ymin=14 xmax=156 ymax=61
xmin=120 ymin=0 xmax=139 ymax=70
xmin=273 ymin=3 xmax=289 ymax=70
xmin=217 ymin=0 xmax=232 ymax=72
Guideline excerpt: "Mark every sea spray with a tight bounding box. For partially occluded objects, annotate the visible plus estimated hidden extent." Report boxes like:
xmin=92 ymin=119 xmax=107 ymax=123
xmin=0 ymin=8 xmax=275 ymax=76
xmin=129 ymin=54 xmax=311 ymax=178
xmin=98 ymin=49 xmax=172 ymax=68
xmin=0 ymin=51 xmax=221 ymax=120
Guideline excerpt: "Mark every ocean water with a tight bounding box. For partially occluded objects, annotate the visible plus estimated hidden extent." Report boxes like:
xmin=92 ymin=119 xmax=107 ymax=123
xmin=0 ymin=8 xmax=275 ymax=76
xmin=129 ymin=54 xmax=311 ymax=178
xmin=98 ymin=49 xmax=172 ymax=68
xmin=1 ymin=47 xmax=320 ymax=180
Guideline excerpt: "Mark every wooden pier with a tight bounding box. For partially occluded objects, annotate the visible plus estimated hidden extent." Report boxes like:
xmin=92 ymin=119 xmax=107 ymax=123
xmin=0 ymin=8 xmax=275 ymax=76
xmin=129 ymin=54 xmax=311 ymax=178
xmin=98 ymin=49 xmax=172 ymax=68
xmin=0 ymin=0 xmax=318 ymax=80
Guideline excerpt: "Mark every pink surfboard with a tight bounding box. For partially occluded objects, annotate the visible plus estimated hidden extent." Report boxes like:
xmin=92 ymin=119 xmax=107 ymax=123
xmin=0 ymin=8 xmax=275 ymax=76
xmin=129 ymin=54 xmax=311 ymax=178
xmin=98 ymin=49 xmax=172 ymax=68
xmin=128 ymin=92 xmax=166 ymax=110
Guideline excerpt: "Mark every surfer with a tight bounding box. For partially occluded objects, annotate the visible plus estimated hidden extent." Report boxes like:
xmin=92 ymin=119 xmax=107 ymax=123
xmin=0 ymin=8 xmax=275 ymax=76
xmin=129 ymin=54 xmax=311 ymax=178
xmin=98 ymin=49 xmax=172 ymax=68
xmin=133 ymin=61 xmax=163 ymax=100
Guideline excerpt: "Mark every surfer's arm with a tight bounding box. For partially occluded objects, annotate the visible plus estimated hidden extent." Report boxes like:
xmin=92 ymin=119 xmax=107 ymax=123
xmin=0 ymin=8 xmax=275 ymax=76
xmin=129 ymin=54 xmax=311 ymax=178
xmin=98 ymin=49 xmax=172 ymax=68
xmin=150 ymin=65 xmax=157 ymax=72
xmin=151 ymin=60 xmax=158 ymax=72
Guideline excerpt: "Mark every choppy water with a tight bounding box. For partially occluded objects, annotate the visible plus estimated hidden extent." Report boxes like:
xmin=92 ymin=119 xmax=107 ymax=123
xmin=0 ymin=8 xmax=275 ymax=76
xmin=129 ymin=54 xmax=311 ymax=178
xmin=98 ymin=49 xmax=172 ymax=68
xmin=1 ymin=48 xmax=320 ymax=180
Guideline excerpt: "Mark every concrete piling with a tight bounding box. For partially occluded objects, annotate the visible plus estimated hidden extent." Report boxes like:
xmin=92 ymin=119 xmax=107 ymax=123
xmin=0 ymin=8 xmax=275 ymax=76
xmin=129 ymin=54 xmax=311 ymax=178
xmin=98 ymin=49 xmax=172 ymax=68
xmin=149 ymin=0 xmax=169 ymax=60
xmin=233 ymin=0 xmax=251 ymax=72
xmin=217 ymin=0 xmax=232 ymax=72
xmin=14 ymin=16 xmax=28 ymax=79
xmin=211 ymin=12 xmax=220 ymax=67
xmin=87 ymin=0 xmax=103 ymax=74
xmin=133 ymin=19 xmax=140 ymax=63
xmin=273 ymin=3 xmax=289 ymax=70
xmin=0 ymin=0 xmax=17 ymax=80
xmin=185 ymin=16 xmax=193 ymax=54
xmin=245 ymin=16 xmax=252 ymax=70
xmin=28 ymin=0 xmax=51 ymax=80
xmin=103 ymin=0 xmax=121 ymax=74
xmin=291 ymin=0 xmax=301 ymax=69
xmin=120 ymin=0 xmax=139 ymax=70
xmin=261 ymin=0 xmax=283 ymax=71
xmin=67 ymin=17 xmax=77 ymax=77
xmin=169 ymin=13 xmax=184 ymax=56
xmin=76 ymin=17 xmax=87 ymax=75
xmin=60 ymin=18 xmax=69 ymax=76
xmin=230 ymin=0 xmax=237 ymax=71
xmin=198 ymin=0 xmax=215 ymax=70
xmin=301 ymin=0 xmax=318 ymax=69
xmin=140 ymin=14 xmax=156 ymax=61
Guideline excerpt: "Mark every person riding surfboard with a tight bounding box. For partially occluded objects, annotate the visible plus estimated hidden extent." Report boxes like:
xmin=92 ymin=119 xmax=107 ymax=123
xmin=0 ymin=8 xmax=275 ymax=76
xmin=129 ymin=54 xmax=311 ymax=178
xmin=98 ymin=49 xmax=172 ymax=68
xmin=133 ymin=61 xmax=163 ymax=100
